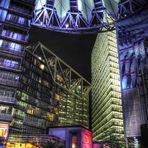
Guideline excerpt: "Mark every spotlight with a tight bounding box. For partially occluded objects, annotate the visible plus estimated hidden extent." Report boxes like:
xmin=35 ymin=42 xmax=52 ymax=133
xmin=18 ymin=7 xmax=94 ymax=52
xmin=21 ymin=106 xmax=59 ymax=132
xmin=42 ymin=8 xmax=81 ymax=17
xmin=65 ymin=24 xmax=69 ymax=28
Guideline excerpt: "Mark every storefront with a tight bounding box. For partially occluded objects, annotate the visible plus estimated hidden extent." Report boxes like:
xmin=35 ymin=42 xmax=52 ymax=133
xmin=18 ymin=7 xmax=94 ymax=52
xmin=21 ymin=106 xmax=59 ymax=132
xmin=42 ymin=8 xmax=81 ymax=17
xmin=48 ymin=126 xmax=92 ymax=148
xmin=0 ymin=123 xmax=9 ymax=146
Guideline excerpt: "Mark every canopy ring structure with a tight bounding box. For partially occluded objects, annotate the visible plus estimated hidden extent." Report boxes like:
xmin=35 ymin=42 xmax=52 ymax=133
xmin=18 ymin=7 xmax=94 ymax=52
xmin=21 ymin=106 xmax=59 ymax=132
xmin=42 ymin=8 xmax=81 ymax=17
xmin=32 ymin=0 xmax=148 ymax=34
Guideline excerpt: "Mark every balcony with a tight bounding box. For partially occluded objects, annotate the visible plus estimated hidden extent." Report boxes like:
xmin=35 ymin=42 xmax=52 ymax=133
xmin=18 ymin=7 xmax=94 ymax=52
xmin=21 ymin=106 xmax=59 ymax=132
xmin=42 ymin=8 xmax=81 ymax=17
xmin=13 ymin=113 xmax=24 ymax=120
xmin=1 ymin=34 xmax=28 ymax=44
xmin=24 ymin=119 xmax=46 ymax=129
xmin=9 ymin=5 xmax=33 ymax=18
xmin=0 ymin=62 xmax=21 ymax=71
xmin=0 ymin=113 xmax=12 ymax=121
xmin=11 ymin=122 xmax=23 ymax=129
xmin=1 ymin=31 xmax=29 ymax=44
xmin=0 ymin=96 xmax=15 ymax=104
xmin=5 ymin=14 xmax=30 ymax=29
xmin=15 ymin=104 xmax=26 ymax=111
xmin=0 ymin=78 xmax=19 ymax=87
xmin=0 ymin=44 xmax=24 ymax=56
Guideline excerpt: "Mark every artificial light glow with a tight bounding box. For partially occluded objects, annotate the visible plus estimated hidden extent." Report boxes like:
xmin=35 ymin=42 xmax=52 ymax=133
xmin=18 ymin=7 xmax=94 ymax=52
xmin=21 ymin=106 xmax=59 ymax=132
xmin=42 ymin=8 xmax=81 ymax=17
xmin=0 ymin=124 xmax=9 ymax=138
xmin=40 ymin=64 xmax=45 ymax=70
xmin=72 ymin=144 xmax=76 ymax=148
xmin=15 ymin=75 xmax=19 ymax=80
xmin=122 ymin=76 xmax=127 ymax=89
xmin=38 ymin=56 xmax=42 ymax=60
xmin=56 ymin=74 xmax=63 ymax=82
xmin=84 ymin=135 xmax=90 ymax=144
xmin=65 ymin=24 xmax=69 ymax=28
xmin=55 ymin=94 xmax=61 ymax=101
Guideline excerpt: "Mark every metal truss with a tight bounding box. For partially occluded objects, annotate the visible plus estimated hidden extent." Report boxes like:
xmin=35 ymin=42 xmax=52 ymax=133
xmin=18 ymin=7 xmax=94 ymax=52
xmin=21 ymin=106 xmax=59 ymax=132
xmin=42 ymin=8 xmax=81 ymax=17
xmin=117 ymin=0 xmax=147 ymax=19
xmin=32 ymin=1 xmax=115 ymax=34
xmin=29 ymin=42 xmax=91 ymax=99
xmin=116 ymin=8 xmax=148 ymax=43
xmin=32 ymin=0 xmax=147 ymax=34
xmin=33 ymin=4 xmax=60 ymax=28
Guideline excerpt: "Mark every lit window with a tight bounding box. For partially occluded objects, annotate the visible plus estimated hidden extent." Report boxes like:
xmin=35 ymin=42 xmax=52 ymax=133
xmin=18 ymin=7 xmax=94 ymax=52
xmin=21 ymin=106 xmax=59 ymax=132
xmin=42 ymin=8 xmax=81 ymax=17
xmin=9 ymin=42 xmax=15 ymax=49
xmin=15 ymin=44 xmax=22 ymax=51
xmin=39 ymin=64 xmax=45 ymax=70
xmin=13 ymin=33 xmax=17 ymax=39
xmin=56 ymin=74 xmax=63 ymax=82
xmin=0 ymin=39 xmax=3 ymax=47
xmin=47 ymin=113 xmax=54 ymax=121
xmin=55 ymin=94 xmax=61 ymax=101
xmin=18 ymin=17 xmax=25 ymax=24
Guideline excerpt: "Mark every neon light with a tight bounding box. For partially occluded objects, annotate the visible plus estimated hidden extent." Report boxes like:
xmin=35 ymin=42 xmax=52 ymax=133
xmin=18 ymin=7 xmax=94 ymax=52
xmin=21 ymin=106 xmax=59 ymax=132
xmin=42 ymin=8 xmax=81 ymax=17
xmin=82 ymin=130 xmax=92 ymax=148
xmin=84 ymin=135 xmax=90 ymax=144
xmin=0 ymin=124 xmax=9 ymax=139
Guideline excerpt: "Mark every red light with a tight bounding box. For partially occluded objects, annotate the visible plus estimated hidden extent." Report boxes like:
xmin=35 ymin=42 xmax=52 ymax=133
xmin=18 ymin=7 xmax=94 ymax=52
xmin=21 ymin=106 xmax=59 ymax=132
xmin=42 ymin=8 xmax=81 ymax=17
xmin=82 ymin=130 xmax=92 ymax=148
xmin=84 ymin=135 xmax=90 ymax=144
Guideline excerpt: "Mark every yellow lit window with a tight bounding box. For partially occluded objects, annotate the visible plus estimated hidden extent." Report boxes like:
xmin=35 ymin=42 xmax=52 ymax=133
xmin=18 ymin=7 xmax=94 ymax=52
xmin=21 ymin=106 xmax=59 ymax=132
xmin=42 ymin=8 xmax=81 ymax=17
xmin=27 ymin=109 xmax=34 ymax=115
xmin=47 ymin=113 xmax=54 ymax=121
xmin=53 ymin=107 xmax=59 ymax=114
xmin=56 ymin=74 xmax=63 ymax=82
xmin=55 ymin=94 xmax=61 ymax=101
xmin=39 ymin=64 xmax=45 ymax=70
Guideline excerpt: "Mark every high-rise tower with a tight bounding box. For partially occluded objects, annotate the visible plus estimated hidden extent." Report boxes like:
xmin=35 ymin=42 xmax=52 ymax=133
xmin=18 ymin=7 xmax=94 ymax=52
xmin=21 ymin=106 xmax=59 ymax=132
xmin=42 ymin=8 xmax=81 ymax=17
xmin=91 ymin=31 xmax=124 ymax=144
xmin=0 ymin=0 xmax=36 ymax=135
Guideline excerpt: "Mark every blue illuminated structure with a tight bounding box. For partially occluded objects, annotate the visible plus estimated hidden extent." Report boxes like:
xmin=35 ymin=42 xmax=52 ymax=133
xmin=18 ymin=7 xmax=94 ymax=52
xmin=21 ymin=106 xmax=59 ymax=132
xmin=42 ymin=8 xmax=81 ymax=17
xmin=32 ymin=0 xmax=148 ymax=34
xmin=116 ymin=7 xmax=148 ymax=148
xmin=32 ymin=0 xmax=114 ymax=34
xmin=0 ymin=0 xmax=41 ymax=138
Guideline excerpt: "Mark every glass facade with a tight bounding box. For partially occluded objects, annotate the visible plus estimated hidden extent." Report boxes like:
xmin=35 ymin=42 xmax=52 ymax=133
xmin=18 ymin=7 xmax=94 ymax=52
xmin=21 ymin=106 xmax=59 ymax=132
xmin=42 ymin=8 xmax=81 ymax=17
xmin=26 ymin=43 xmax=90 ymax=128
xmin=116 ymin=8 xmax=148 ymax=146
xmin=0 ymin=0 xmax=90 ymax=145
xmin=0 ymin=0 xmax=42 ymax=137
xmin=91 ymin=31 xmax=124 ymax=143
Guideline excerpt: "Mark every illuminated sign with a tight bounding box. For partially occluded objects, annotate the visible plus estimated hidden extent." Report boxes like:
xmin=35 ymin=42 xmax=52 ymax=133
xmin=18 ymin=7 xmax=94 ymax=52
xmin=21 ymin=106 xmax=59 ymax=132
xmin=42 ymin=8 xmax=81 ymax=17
xmin=82 ymin=130 xmax=92 ymax=148
xmin=0 ymin=123 xmax=9 ymax=138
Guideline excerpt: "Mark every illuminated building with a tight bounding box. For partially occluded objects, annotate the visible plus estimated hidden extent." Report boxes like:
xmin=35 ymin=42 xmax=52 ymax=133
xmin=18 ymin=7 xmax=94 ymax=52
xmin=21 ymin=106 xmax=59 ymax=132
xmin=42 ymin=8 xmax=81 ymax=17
xmin=0 ymin=0 xmax=148 ymax=147
xmin=5 ymin=43 xmax=90 ymax=145
xmin=0 ymin=0 xmax=36 ymax=140
xmin=0 ymin=0 xmax=90 ymax=145
xmin=91 ymin=31 xmax=124 ymax=143
xmin=116 ymin=8 xmax=148 ymax=147
xmin=32 ymin=0 xmax=114 ymax=33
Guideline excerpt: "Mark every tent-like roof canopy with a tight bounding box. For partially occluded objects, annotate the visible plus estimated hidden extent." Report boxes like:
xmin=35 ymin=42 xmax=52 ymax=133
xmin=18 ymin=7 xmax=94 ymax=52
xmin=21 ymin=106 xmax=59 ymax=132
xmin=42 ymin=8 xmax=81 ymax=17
xmin=32 ymin=0 xmax=147 ymax=34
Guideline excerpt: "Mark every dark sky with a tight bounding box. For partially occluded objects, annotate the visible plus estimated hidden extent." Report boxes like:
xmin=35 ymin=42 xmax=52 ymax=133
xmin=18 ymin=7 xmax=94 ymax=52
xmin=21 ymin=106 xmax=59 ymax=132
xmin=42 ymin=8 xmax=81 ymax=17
xmin=29 ymin=26 xmax=97 ymax=81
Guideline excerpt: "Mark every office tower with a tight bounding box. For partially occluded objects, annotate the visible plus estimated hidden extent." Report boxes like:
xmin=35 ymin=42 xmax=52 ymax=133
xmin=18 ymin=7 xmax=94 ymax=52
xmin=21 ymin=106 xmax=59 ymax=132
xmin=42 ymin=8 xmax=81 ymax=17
xmin=116 ymin=8 xmax=148 ymax=147
xmin=0 ymin=0 xmax=36 ymax=136
xmin=0 ymin=0 xmax=90 ymax=145
xmin=91 ymin=31 xmax=124 ymax=143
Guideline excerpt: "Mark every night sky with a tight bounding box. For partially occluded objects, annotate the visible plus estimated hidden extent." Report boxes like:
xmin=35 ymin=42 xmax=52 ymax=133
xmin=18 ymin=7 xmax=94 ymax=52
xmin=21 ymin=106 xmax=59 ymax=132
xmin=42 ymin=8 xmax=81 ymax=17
xmin=29 ymin=26 xmax=97 ymax=81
